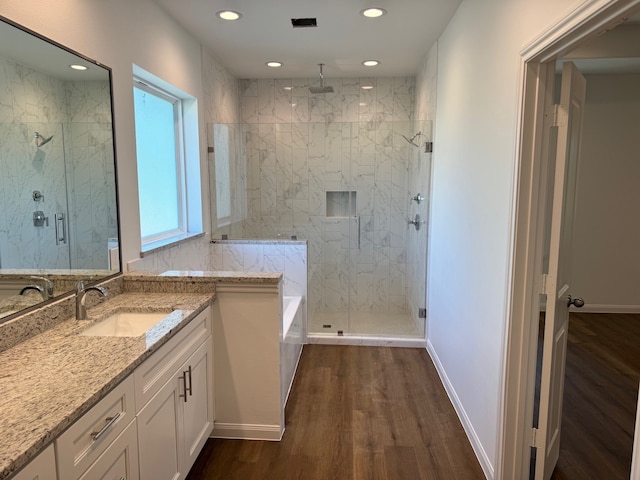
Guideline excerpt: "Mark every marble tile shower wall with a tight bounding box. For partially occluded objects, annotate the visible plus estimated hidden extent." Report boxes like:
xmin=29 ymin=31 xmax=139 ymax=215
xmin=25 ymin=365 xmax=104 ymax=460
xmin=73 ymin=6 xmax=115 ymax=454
xmin=0 ymin=54 xmax=115 ymax=270
xmin=66 ymin=81 xmax=117 ymax=269
xmin=238 ymin=77 xmax=415 ymax=314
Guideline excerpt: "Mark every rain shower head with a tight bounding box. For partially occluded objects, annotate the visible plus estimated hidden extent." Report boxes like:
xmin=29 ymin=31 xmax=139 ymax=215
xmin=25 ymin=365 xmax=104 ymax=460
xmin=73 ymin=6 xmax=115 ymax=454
xmin=34 ymin=132 xmax=53 ymax=148
xmin=309 ymin=63 xmax=334 ymax=94
xmin=401 ymin=132 xmax=424 ymax=148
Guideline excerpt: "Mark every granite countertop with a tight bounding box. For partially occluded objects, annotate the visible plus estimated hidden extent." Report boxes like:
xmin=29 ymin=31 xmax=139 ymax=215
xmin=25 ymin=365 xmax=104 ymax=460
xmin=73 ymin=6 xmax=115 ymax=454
xmin=0 ymin=291 xmax=212 ymax=480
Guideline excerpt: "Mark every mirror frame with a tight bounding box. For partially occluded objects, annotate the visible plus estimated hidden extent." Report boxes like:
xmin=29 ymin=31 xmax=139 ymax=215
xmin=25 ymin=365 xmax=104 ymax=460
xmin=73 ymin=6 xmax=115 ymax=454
xmin=0 ymin=14 xmax=122 ymax=323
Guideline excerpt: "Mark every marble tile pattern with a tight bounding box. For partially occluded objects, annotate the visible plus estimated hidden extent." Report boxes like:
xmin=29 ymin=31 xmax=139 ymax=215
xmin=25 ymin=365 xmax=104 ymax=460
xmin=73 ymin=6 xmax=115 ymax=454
xmin=218 ymin=76 xmax=416 ymax=317
xmin=0 ymin=288 xmax=212 ymax=480
xmin=0 ymin=53 xmax=115 ymax=271
xmin=210 ymin=241 xmax=306 ymax=298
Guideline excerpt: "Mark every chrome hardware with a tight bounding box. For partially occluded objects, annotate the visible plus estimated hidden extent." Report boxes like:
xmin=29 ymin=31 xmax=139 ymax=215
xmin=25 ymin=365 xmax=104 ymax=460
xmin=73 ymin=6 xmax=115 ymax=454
xmin=19 ymin=285 xmax=47 ymax=300
xmin=408 ymin=214 xmax=425 ymax=231
xmin=411 ymin=193 xmax=425 ymax=204
xmin=32 ymin=190 xmax=44 ymax=202
xmin=29 ymin=276 xmax=53 ymax=299
xmin=180 ymin=372 xmax=189 ymax=402
xmin=33 ymin=211 xmax=47 ymax=227
xmin=354 ymin=216 xmax=361 ymax=249
xmin=187 ymin=366 xmax=193 ymax=397
xmin=54 ymin=212 xmax=67 ymax=245
xmin=567 ymin=295 xmax=585 ymax=308
xmin=91 ymin=412 xmax=121 ymax=441
xmin=75 ymin=281 xmax=108 ymax=320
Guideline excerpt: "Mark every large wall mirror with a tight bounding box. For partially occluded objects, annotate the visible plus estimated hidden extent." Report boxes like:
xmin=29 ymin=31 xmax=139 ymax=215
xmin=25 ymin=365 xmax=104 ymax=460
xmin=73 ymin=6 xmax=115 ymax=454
xmin=0 ymin=16 xmax=120 ymax=321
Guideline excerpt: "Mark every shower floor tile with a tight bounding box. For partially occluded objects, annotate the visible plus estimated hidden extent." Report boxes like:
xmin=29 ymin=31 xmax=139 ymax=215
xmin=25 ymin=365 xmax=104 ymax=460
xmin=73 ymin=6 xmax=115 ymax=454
xmin=309 ymin=309 xmax=421 ymax=337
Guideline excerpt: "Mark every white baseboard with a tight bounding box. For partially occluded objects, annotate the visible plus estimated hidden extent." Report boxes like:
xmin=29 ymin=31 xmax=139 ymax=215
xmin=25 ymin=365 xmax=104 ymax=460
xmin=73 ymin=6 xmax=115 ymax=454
xmin=212 ymin=422 xmax=284 ymax=441
xmin=571 ymin=304 xmax=640 ymax=314
xmin=426 ymin=340 xmax=494 ymax=480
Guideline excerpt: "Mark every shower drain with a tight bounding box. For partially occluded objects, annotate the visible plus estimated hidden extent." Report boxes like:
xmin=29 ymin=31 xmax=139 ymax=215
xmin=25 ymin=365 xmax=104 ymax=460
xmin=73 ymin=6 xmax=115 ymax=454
xmin=322 ymin=324 xmax=331 ymax=328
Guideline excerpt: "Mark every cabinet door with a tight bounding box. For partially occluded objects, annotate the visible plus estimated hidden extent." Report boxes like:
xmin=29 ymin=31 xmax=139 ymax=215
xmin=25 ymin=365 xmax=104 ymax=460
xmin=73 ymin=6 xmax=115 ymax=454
xmin=78 ymin=420 xmax=139 ymax=480
xmin=137 ymin=376 xmax=184 ymax=480
xmin=12 ymin=445 xmax=56 ymax=480
xmin=182 ymin=339 xmax=214 ymax=471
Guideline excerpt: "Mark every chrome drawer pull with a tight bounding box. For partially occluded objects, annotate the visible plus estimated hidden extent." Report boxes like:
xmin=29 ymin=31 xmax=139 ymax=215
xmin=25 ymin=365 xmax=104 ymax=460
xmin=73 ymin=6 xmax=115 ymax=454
xmin=91 ymin=411 xmax=122 ymax=441
xmin=180 ymin=373 xmax=188 ymax=402
xmin=187 ymin=366 xmax=193 ymax=397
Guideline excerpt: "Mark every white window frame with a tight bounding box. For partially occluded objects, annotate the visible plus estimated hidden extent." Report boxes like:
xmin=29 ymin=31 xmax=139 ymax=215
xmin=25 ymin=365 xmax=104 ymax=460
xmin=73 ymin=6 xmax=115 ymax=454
xmin=133 ymin=78 xmax=188 ymax=245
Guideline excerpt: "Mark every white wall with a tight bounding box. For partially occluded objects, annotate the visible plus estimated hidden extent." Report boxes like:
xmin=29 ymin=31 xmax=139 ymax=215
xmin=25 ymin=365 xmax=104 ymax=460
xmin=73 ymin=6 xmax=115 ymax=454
xmin=425 ymin=0 xmax=585 ymax=476
xmin=571 ymin=74 xmax=640 ymax=311
xmin=1 ymin=0 xmax=213 ymax=271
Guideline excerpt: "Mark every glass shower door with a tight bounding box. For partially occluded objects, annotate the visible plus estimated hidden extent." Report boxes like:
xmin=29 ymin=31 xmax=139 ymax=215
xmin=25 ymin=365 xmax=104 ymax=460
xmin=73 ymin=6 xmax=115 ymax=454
xmin=0 ymin=122 xmax=71 ymax=269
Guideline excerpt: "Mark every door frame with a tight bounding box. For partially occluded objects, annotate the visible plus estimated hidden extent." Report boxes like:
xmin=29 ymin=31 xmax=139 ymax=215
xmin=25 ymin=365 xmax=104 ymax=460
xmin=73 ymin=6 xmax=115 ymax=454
xmin=499 ymin=1 xmax=640 ymax=479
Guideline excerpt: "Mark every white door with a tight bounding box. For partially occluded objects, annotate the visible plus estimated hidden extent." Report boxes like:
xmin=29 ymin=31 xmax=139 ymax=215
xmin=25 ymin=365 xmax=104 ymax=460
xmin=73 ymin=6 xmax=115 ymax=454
xmin=535 ymin=61 xmax=586 ymax=480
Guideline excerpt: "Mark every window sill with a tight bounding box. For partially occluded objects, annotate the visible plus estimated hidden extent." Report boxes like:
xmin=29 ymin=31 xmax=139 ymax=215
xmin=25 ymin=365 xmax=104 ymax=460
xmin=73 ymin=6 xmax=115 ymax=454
xmin=140 ymin=232 xmax=205 ymax=257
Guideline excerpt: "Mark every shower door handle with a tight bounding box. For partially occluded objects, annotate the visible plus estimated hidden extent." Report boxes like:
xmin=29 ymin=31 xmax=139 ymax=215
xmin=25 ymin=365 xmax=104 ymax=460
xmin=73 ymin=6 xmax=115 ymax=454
xmin=54 ymin=213 xmax=67 ymax=245
xmin=355 ymin=216 xmax=361 ymax=249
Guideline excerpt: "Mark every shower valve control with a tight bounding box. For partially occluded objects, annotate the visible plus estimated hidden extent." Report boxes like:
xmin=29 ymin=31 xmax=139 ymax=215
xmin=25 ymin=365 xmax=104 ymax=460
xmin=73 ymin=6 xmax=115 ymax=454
xmin=33 ymin=211 xmax=48 ymax=227
xmin=411 ymin=193 xmax=425 ymax=204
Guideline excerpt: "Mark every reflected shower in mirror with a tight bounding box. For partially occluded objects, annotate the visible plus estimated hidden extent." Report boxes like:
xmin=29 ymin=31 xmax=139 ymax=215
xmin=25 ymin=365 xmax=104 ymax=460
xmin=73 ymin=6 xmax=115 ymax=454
xmin=0 ymin=15 xmax=120 ymax=320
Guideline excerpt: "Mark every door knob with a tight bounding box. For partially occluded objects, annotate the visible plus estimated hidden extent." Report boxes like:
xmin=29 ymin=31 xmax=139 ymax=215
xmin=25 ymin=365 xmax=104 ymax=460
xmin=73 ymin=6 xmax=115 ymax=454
xmin=567 ymin=295 xmax=585 ymax=308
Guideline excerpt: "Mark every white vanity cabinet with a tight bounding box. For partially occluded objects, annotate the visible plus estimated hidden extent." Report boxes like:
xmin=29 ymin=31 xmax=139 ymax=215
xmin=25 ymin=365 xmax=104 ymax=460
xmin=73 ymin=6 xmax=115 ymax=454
xmin=11 ymin=445 xmax=56 ymax=480
xmin=136 ymin=307 xmax=213 ymax=480
xmin=77 ymin=421 xmax=139 ymax=480
xmin=9 ymin=305 xmax=213 ymax=480
xmin=55 ymin=376 xmax=136 ymax=480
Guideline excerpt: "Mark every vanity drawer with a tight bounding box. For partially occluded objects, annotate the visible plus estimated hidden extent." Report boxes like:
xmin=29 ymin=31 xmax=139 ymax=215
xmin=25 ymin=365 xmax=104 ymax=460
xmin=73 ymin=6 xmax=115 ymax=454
xmin=134 ymin=307 xmax=211 ymax=412
xmin=56 ymin=375 xmax=135 ymax=480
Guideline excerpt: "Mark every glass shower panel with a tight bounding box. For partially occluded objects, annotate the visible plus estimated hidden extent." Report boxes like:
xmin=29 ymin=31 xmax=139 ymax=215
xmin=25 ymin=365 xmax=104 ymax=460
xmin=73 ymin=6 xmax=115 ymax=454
xmin=0 ymin=122 xmax=71 ymax=269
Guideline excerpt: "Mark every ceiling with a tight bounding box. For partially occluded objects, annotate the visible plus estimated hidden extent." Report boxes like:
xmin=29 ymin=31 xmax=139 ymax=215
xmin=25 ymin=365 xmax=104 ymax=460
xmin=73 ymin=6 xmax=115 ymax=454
xmin=153 ymin=0 xmax=463 ymax=79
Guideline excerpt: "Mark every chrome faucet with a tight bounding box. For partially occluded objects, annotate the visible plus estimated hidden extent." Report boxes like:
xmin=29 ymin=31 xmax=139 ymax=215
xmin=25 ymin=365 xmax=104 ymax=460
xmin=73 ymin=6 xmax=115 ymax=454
xmin=31 ymin=276 xmax=54 ymax=299
xmin=19 ymin=276 xmax=54 ymax=301
xmin=76 ymin=281 xmax=108 ymax=320
xmin=20 ymin=285 xmax=47 ymax=300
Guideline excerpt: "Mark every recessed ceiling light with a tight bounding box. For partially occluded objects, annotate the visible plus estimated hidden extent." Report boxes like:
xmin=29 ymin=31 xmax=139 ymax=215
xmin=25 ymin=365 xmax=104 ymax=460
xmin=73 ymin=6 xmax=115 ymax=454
xmin=362 ymin=60 xmax=380 ymax=67
xmin=361 ymin=8 xmax=387 ymax=18
xmin=361 ymin=85 xmax=374 ymax=90
xmin=69 ymin=64 xmax=88 ymax=71
xmin=266 ymin=61 xmax=282 ymax=68
xmin=217 ymin=10 xmax=242 ymax=20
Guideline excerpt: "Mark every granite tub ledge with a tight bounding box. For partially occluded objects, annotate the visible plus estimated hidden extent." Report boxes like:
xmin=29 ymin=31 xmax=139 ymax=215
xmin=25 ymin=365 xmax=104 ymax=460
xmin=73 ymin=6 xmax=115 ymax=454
xmin=0 ymin=291 xmax=212 ymax=480
xmin=124 ymin=270 xmax=283 ymax=284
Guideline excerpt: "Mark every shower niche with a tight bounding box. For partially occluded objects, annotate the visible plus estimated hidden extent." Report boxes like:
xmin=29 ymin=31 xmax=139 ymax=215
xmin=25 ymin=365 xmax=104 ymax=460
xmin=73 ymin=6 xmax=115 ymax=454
xmin=326 ymin=191 xmax=356 ymax=218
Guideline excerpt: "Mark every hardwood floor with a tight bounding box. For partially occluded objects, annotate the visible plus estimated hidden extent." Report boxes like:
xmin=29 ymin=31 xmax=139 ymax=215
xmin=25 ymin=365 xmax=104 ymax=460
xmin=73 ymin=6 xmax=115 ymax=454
xmin=551 ymin=313 xmax=640 ymax=480
xmin=186 ymin=345 xmax=485 ymax=480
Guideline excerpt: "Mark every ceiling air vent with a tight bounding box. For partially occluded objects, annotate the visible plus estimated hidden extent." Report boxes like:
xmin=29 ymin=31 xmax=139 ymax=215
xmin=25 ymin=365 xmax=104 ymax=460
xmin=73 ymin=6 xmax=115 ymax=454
xmin=291 ymin=18 xmax=317 ymax=28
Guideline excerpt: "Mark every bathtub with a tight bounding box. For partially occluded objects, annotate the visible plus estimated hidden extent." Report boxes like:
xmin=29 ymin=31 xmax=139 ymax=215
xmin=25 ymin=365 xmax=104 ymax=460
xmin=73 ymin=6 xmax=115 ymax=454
xmin=281 ymin=295 xmax=304 ymax=407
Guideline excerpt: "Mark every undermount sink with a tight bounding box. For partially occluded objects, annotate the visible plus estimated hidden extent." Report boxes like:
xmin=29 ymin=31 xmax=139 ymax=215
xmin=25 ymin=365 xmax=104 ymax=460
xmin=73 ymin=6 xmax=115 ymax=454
xmin=80 ymin=311 xmax=173 ymax=337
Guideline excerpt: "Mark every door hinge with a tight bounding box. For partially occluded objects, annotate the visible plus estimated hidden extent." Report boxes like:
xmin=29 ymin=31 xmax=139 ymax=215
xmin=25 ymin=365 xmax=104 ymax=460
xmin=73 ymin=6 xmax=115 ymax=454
xmin=418 ymin=308 xmax=427 ymax=319
xmin=424 ymin=142 xmax=433 ymax=153
xmin=538 ymin=273 xmax=555 ymax=296
xmin=546 ymin=104 xmax=568 ymax=127
xmin=531 ymin=427 xmax=540 ymax=448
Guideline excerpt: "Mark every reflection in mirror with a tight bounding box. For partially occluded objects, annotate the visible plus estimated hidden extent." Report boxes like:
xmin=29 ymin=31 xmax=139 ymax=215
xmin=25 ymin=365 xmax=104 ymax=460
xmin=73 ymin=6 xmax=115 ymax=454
xmin=0 ymin=16 xmax=120 ymax=320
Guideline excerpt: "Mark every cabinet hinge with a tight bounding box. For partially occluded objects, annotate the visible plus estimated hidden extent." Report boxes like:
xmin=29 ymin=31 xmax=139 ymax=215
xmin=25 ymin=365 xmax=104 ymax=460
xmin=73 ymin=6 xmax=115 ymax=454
xmin=531 ymin=427 xmax=540 ymax=448
xmin=546 ymin=104 xmax=568 ymax=127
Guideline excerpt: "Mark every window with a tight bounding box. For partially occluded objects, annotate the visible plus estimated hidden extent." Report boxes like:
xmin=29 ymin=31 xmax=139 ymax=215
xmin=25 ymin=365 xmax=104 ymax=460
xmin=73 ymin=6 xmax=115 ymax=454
xmin=133 ymin=81 xmax=186 ymax=243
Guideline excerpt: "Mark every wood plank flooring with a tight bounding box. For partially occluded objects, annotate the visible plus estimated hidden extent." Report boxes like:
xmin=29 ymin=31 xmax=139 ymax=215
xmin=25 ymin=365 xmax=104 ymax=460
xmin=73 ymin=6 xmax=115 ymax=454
xmin=186 ymin=345 xmax=485 ymax=480
xmin=551 ymin=313 xmax=640 ymax=480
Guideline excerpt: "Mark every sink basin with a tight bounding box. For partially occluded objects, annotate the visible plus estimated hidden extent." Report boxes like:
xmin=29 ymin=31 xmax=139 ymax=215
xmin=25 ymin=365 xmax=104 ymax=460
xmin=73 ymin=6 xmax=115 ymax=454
xmin=80 ymin=311 xmax=172 ymax=337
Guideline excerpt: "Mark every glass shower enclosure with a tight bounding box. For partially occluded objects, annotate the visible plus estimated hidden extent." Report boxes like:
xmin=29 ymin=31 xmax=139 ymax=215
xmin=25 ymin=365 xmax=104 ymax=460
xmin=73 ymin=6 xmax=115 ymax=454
xmin=209 ymin=119 xmax=432 ymax=340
